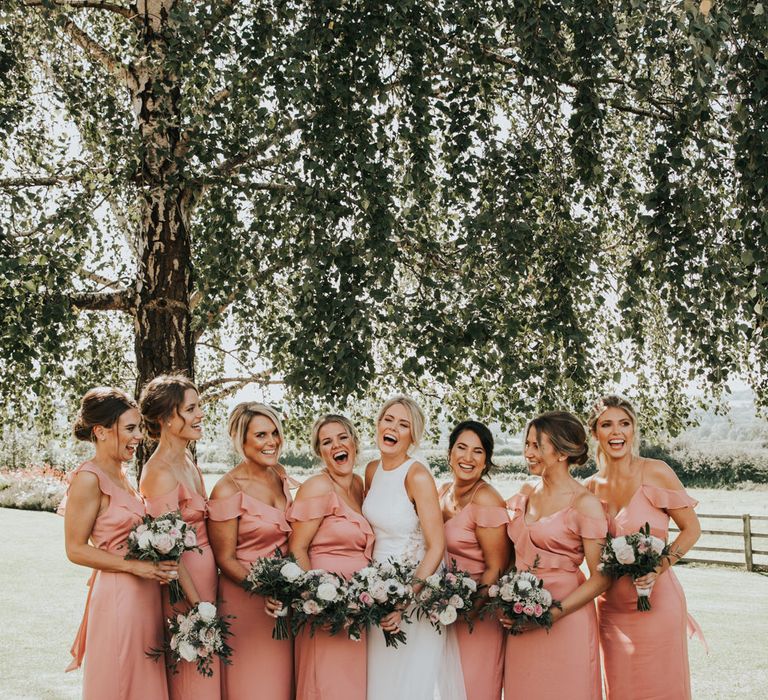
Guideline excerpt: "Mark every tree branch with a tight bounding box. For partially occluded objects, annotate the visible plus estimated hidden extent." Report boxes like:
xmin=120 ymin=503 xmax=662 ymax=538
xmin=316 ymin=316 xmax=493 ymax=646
xmin=79 ymin=270 xmax=121 ymax=289
xmin=199 ymin=372 xmax=283 ymax=404
xmin=23 ymin=0 xmax=136 ymax=19
xmin=0 ymin=174 xmax=85 ymax=188
xmin=69 ymin=289 xmax=133 ymax=312
xmin=58 ymin=15 xmax=137 ymax=89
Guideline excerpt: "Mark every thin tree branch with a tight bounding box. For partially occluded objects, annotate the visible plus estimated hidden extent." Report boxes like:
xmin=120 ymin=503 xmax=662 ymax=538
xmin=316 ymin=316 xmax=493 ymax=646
xmin=199 ymin=372 xmax=283 ymax=404
xmin=23 ymin=0 xmax=136 ymax=19
xmin=79 ymin=270 xmax=121 ymax=289
xmin=69 ymin=289 xmax=133 ymax=311
xmin=0 ymin=174 xmax=85 ymax=188
xmin=58 ymin=15 xmax=137 ymax=89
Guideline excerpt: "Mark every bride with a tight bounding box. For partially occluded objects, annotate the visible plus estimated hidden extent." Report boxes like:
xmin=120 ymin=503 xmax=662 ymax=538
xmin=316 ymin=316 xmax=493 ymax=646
xmin=363 ymin=395 xmax=466 ymax=700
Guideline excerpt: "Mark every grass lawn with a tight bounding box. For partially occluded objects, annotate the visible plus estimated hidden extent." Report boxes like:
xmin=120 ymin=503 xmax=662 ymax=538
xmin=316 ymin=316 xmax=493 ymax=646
xmin=2 ymin=495 xmax=767 ymax=699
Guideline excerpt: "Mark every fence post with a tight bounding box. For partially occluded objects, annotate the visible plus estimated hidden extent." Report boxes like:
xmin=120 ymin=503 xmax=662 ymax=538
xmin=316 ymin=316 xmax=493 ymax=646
xmin=743 ymin=514 xmax=754 ymax=572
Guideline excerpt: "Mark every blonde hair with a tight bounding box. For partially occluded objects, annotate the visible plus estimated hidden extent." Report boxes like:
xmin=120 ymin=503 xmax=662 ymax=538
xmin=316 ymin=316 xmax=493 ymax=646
xmin=228 ymin=402 xmax=284 ymax=462
xmin=310 ymin=414 xmax=360 ymax=460
xmin=587 ymin=395 xmax=640 ymax=467
xmin=376 ymin=395 xmax=426 ymax=452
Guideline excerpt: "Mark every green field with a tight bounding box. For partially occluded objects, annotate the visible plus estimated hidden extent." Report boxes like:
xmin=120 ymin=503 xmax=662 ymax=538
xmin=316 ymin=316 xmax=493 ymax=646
xmin=1 ymin=500 xmax=766 ymax=699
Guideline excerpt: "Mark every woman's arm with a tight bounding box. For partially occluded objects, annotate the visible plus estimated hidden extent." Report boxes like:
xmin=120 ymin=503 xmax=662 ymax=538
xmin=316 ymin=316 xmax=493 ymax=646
xmin=548 ymin=537 xmax=610 ymax=624
xmin=208 ymin=515 xmax=249 ymax=585
xmin=405 ymin=463 xmax=446 ymax=589
xmin=64 ymin=471 xmax=177 ymax=582
xmin=287 ymin=475 xmax=330 ymax=571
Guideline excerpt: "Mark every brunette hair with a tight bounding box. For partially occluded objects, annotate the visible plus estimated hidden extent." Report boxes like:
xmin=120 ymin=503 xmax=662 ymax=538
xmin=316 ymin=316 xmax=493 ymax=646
xmin=448 ymin=420 xmax=498 ymax=476
xmin=310 ymin=414 xmax=360 ymax=460
xmin=139 ymin=374 xmax=198 ymax=440
xmin=73 ymin=387 xmax=138 ymax=442
xmin=376 ymin=395 xmax=426 ymax=452
xmin=525 ymin=411 xmax=589 ymax=467
xmin=228 ymin=402 xmax=284 ymax=462
xmin=587 ymin=394 xmax=640 ymax=466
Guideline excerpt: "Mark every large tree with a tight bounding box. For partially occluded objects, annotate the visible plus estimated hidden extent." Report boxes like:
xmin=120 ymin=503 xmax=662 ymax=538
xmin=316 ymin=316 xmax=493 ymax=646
xmin=1 ymin=0 xmax=766 ymax=437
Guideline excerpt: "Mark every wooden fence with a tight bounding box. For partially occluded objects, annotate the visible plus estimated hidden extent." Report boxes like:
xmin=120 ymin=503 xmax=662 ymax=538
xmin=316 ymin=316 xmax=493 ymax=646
xmin=671 ymin=513 xmax=768 ymax=572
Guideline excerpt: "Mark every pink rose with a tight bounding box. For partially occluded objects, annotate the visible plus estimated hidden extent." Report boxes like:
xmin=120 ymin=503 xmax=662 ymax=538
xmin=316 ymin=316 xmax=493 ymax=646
xmin=637 ymin=541 xmax=649 ymax=553
xmin=183 ymin=529 xmax=197 ymax=548
xmin=512 ymin=602 xmax=524 ymax=614
xmin=152 ymin=532 xmax=174 ymax=554
xmin=445 ymin=573 xmax=457 ymax=585
xmin=522 ymin=605 xmax=535 ymax=616
xmin=533 ymin=604 xmax=543 ymax=618
xmin=359 ymin=592 xmax=374 ymax=607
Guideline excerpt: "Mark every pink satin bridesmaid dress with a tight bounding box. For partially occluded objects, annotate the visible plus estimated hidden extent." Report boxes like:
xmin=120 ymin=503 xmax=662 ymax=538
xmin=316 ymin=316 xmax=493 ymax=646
xmin=443 ymin=495 xmax=509 ymax=700
xmin=595 ymin=483 xmax=704 ymax=700
xmin=287 ymin=489 xmax=374 ymax=700
xmin=145 ymin=466 xmax=220 ymax=700
xmin=207 ymin=472 xmax=294 ymax=700
xmin=504 ymin=492 xmax=606 ymax=700
xmin=60 ymin=462 xmax=169 ymax=700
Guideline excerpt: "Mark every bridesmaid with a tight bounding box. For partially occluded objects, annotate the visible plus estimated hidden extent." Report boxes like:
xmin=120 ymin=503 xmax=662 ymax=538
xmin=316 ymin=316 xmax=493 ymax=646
xmin=61 ymin=387 xmax=175 ymax=700
xmin=207 ymin=402 xmax=294 ymax=700
xmin=586 ymin=395 xmax=702 ymax=700
xmin=503 ymin=411 xmax=609 ymax=700
xmin=439 ymin=420 xmax=511 ymax=700
xmin=138 ymin=375 xmax=220 ymax=700
xmin=288 ymin=414 xmax=374 ymax=700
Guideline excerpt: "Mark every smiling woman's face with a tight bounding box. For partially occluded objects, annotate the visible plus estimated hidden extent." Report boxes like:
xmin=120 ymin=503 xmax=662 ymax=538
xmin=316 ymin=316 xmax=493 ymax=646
xmin=242 ymin=414 xmax=281 ymax=467
xmin=318 ymin=421 xmax=356 ymax=476
xmin=449 ymin=429 xmax=486 ymax=486
xmin=592 ymin=407 xmax=635 ymax=461
xmin=376 ymin=402 xmax=413 ymax=457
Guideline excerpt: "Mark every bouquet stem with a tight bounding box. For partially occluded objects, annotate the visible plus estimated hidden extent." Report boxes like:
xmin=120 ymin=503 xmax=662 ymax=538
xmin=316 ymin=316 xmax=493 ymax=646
xmin=169 ymin=580 xmax=184 ymax=606
xmin=272 ymin=608 xmax=290 ymax=640
xmin=633 ymin=581 xmax=653 ymax=611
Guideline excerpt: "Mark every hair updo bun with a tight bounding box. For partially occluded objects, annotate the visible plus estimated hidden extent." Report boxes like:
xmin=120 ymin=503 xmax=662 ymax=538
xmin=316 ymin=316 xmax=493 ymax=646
xmin=73 ymin=387 xmax=137 ymax=442
xmin=525 ymin=411 xmax=589 ymax=468
xmin=139 ymin=374 xmax=198 ymax=440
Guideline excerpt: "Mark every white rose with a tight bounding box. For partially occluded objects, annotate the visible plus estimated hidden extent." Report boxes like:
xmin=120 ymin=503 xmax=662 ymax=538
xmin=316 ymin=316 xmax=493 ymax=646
xmin=516 ymin=578 xmax=532 ymax=592
xmin=650 ymin=536 xmax=665 ymax=555
xmin=178 ymin=615 xmax=195 ymax=635
xmin=539 ymin=588 xmax=553 ymax=607
xmin=183 ymin=529 xmax=197 ymax=548
xmin=426 ymin=573 xmax=442 ymax=587
xmin=196 ymin=602 xmax=217 ymax=622
xmin=178 ymin=640 xmax=198 ymax=662
xmin=438 ymin=606 xmax=457 ymax=625
xmin=613 ymin=540 xmax=636 ymax=565
xmin=370 ymin=581 xmax=388 ymax=603
xmin=462 ymin=578 xmax=477 ymax=592
xmin=152 ymin=532 xmax=175 ymax=555
xmin=448 ymin=594 xmax=464 ymax=609
xmin=499 ymin=583 xmax=515 ymax=602
xmin=137 ymin=530 xmax=153 ymax=551
xmin=280 ymin=561 xmax=303 ymax=582
xmin=488 ymin=584 xmax=500 ymax=598
xmin=302 ymin=599 xmax=321 ymax=615
xmin=316 ymin=583 xmax=338 ymax=602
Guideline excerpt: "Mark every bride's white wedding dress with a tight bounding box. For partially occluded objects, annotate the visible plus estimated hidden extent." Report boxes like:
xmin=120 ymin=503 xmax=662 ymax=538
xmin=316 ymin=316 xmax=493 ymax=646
xmin=362 ymin=458 xmax=467 ymax=700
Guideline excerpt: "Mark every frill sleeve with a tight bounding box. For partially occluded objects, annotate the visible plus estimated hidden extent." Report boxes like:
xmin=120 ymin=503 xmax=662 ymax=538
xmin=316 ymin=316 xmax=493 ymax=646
xmin=286 ymin=492 xmax=337 ymax=523
xmin=207 ymin=492 xmax=245 ymax=521
xmin=144 ymin=487 xmax=182 ymax=518
xmin=468 ymin=504 xmax=510 ymax=529
xmin=57 ymin=463 xmax=111 ymax=517
xmin=567 ymin=508 xmax=608 ymax=540
xmin=505 ymin=493 xmax=527 ymax=514
xmin=642 ymin=484 xmax=698 ymax=511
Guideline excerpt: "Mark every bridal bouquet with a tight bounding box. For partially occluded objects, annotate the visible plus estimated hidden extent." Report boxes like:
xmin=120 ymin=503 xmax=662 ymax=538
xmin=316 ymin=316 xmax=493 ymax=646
xmin=291 ymin=569 xmax=351 ymax=637
xmin=415 ymin=561 xmax=478 ymax=632
xmin=345 ymin=559 xmax=414 ymax=648
xmin=126 ymin=510 xmax=201 ymax=604
xmin=242 ymin=548 xmax=304 ymax=639
xmin=598 ymin=522 xmax=668 ymax=611
xmin=483 ymin=570 xmax=560 ymax=635
xmin=148 ymin=602 xmax=232 ymax=677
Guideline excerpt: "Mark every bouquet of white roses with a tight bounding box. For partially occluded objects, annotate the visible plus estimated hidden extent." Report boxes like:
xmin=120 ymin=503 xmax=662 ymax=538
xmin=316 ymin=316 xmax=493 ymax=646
xmin=598 ymin=522 xmax=668 ymax=611
xmin=241 ymin=548 xmax=304 ymax=639
xmin=482 ymin=569 xmax=560 ymax=635
xmin=148 ymin=601 xmax=232 ymax=677
xmin=415 ymin=560 xmax=478 ymax=632
xmin=126 ymin=510 xmax=200 ymax=604
xmin=345 ymin=559 xmax=414 ymax=648
xmin=290 ymin=569 xmax=351 ymax=637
